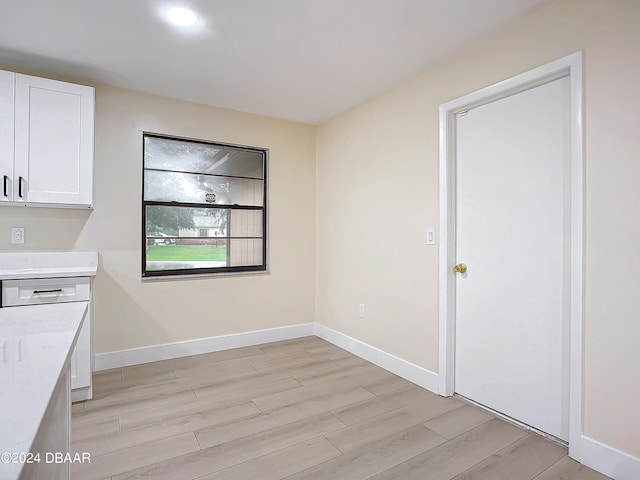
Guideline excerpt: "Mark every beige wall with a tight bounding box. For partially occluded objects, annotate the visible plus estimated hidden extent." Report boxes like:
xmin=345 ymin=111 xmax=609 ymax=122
xmin=1 ymin=0 xmax=638 ymax=463
xmin=315 ymin=0 xmax=640 ymax=458
xmin=0 ymin=85 xmax=317 ymax=353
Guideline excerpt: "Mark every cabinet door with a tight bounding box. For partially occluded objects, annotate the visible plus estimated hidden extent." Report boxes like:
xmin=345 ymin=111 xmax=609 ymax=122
xmin=14 ymin=74 xmax=94 ymax=206
xmin=0 ymin=70 xmax=14 ymax=203
xmin=70 ymin=310 xmax=91 ymax=390
xmin=22 ymin=366 xmax=70 ymax=480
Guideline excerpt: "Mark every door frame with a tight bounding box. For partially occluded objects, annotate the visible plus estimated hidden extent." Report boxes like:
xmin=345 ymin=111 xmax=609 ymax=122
xmin=437 ymin=52 xmax=583 ymax=449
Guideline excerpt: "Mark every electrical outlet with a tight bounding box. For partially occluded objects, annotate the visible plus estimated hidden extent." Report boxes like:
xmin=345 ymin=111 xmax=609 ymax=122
xmin=11 ymin=227 xmax=25 ymax=244
xmin=358 ymin=304 xmax=365 ymax=318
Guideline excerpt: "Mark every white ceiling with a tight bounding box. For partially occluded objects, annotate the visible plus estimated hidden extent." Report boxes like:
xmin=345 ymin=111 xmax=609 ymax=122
xmin=0 ymin=0 xmax=553 ymax=125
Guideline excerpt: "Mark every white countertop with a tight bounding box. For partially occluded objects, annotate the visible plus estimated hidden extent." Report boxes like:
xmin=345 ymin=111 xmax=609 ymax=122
xmin=0 ymin=252 xmax=98 ymax=280
xmin=0 ymin=302 xmax=88 ymax=479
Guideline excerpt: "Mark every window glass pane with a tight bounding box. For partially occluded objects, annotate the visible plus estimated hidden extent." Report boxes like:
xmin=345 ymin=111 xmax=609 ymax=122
xmin=229 ymin=210 xmax=263 ymax=238
xmin=229 ymin=239 xmax=263 ymax=267
xmin=144 ymin=170 xmax=263 ymax=206
xmin=144 ymin=136 xmax=264 ymax=179
xmin=146 ymin=239 xmax=228 ymax=272
xmin=146 ymin=206 xmax=228 ymax=238
xmin=142 ymin=133 xmax=266 ymax=277
xmin=146 ymin=232 xmax=178 ymax=246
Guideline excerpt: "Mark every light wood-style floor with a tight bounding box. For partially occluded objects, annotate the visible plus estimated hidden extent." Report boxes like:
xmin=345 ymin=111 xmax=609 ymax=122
xmin=71 ymin=336 xmax=610 ymax=480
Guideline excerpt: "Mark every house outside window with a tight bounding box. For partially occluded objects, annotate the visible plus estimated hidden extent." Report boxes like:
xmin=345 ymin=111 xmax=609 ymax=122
xmin=142 ymin=133 xmax=267 ymax=277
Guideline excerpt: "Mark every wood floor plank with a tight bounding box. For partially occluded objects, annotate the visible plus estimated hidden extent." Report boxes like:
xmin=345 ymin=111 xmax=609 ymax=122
xmin=164 ymin=344 xmax=300 ymax=367
xmin=73 ymin=389 xmax=197 ymax=424
xmin=192 ymin=373 xmax=302 ymax=404
xmin=369 ymin=418 xmax=528 ymax=480
xmin=121 ymin=362 xmax=176 ymax=381
xmin=172 ymin=357 xmax=258 ymax=379
xmin=423 ymin=404 xmax=495 ymax=439
xmin=112 ymin=375 xmax=299 ymax=430
xmin=254 ymin=364 xmax=396 ymax=413
xmin=253 ymin=371 xmax=380 ymax=412
xmin=92 ymin=368 xmax=122 ymax=385
xmin=113 ymin=413 xmax=344 ymax=480
xmin=331 ymin=385 xmax=443 ymax=426
xmin=88 ymin=376 xmax=196 ymax=405
xmin=93 ymin=370 xmax=178 ymax=395
xmin=363 ymin=376 xmax=415 ymax=396
xmin=250 ymin=345 xmax=312 ymax=361
xmin=533 ymin=456 xmax=612 ymax=480
xmin=256 ymin=358 xmax=348 ymax=383
xmin=303 ymin=343 xmax=356 ymax=355
xmin=326 ymin=395 xmax=463 ymax=453
xmin=199 ymin=437 xmax=341 ymax=480
xmin=93 ymin=348 xmax=267 ymax=394
xmin=158 ymin=345 xmax=265 ymax=366
xmin=88 ymin=360 xmax=261 ymax=410
xmin=73 ymin=402 xmax=259 ymax=457
xmin=285 ymin=425 xmax=446 ymax=480
xmin=72 ymin=432 xmax=200 ymax=480
xmin=195 ymin=387 xmax=373 ymax=448
xmin=118 ymin=394 xmax=258 ymax=430
xmin=258 ymin=336 xmax=323 ymax=349
xmin=295 ymin=361 xmax=396 ymax=386
xmin=333 ymin=355 xmax=370 ymax=368
xmin=451 ymin=433 xmax=567 ymax=479
xmin=252 ymin=350 xmax=352 ymax=374
xmin=72 ymin=416 xmax=120 ymax=443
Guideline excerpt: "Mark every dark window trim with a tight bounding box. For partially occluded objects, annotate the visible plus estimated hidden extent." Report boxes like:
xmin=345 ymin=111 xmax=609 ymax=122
xmin=142 ymin=132 xmax=268 ymax=278
xmin=144 ymin=166 xmax=264 ymax=181
xmin=145 ymin=200 xmax=263 ymax=211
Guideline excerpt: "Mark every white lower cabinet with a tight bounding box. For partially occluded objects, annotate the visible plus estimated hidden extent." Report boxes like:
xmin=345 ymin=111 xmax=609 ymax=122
xmin=20 ymin=366 xmax=71 ymax=480
xmin=1 ymin=277 xmax=93 ymax=400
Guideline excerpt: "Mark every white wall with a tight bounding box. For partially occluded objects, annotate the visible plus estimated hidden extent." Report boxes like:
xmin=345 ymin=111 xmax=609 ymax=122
xmin=315 ymin=0 xmax=640 ymax=460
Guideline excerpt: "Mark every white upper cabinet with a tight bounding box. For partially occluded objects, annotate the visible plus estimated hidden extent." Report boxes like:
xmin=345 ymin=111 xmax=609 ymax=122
xmin=0 ymin=71 xmax=15 ymax=201
xmin=1 ymin=70 xmax=94 ymax=208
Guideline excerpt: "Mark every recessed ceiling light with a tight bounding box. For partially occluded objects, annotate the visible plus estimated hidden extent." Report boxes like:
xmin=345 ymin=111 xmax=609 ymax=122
xmin=166 ymin=7 xmax=198 ymax=27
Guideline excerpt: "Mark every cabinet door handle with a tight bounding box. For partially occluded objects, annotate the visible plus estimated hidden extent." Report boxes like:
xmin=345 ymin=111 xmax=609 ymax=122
xmin=2 ymin=175 xmax=7 ymax=197
xmin=33 ymin=289 xmax=63 ymax=294
xmin=18 ymin=176 xmax=24 ymax=198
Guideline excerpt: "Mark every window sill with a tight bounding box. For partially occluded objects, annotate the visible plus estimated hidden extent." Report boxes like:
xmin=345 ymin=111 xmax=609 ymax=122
xmin=141 ymin=270 xmax=270 ymax=281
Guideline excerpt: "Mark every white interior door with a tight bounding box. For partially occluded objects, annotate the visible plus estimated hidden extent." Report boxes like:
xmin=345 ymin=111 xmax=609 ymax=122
xmin=454 ymin=76 xmax=570 ymax=441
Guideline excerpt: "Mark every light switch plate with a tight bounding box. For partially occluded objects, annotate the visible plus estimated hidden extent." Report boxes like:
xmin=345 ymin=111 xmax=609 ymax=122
xmin=427 ymin=228 xmax=436 ymax=245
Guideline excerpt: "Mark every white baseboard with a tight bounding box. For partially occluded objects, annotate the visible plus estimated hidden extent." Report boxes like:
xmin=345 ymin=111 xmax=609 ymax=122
xmin=95 ymin=322 xmax=439 ymax=394
xmin=94 ymin=323 xmax=315 ymax=371
xmin=71 ymin=386 xmax=92 ymax=403
xmin=314 ymin=323 xmax=439 ymax=394
xmin=571 ymin=434 xmax=640 ymax=480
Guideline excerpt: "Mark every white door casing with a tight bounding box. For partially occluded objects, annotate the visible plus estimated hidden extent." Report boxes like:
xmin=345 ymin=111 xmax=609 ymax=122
xmin=438 ymin=52 xmax=583 ymax=451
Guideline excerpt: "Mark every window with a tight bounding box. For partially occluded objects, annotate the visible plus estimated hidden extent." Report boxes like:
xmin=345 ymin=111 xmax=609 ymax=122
xmin=142 ymin=133 xmax=267 ymax=277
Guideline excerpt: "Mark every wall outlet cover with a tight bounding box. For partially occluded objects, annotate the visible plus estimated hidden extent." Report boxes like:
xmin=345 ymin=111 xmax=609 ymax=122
xmin=11 ymin=227 xmax=25 ymax=244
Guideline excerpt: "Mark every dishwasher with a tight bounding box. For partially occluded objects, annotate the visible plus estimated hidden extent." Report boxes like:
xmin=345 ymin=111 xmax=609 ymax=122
xmin=1 ymin=276 xmax=93 ymax=401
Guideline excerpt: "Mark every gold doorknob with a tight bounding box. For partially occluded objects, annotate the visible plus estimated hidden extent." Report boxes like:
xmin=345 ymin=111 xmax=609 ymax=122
xmin=454 ymin=263 xmax=467 ymax=274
